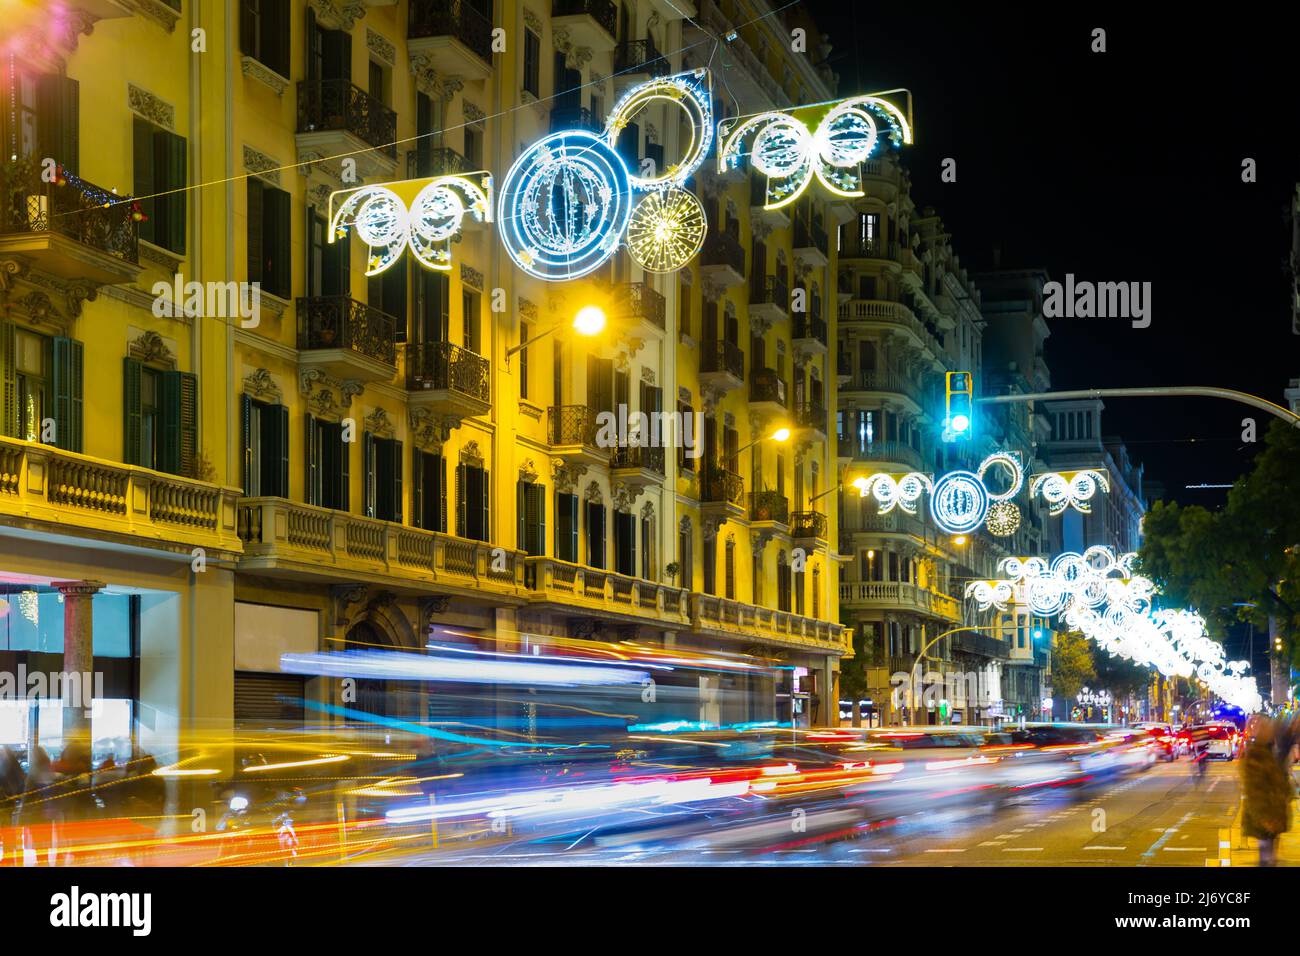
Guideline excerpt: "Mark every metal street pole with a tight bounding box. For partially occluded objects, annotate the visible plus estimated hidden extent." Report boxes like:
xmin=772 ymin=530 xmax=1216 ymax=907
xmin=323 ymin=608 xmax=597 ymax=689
xmin=975 ymin=385 xmax=1300 ymax=427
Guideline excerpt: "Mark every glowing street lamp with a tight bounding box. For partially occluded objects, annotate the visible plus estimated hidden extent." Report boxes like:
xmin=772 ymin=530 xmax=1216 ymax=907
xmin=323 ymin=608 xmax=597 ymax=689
xmin=506 ymin=304 xmax=606 ymax=366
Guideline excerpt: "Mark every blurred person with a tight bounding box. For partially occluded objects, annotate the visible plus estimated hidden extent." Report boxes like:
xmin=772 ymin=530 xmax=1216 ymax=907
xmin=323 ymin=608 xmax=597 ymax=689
xmin=0 ymin=747 xmax=25 ymax=866
xmin=16 ymin=746 xmax=61 ymax=865
xmin=1241 ymin=720 xmax=1293 ymax=867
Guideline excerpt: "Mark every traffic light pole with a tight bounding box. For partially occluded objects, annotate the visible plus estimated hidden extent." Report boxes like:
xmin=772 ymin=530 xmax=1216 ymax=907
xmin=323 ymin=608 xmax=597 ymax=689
xmin=974 ymin=385 xmax=1300 ymax=427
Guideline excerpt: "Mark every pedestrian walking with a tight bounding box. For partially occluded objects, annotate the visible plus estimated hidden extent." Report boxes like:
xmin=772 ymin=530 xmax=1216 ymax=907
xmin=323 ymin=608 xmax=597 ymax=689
xmin=1241 ymin=721 xmax=1293 ymax=866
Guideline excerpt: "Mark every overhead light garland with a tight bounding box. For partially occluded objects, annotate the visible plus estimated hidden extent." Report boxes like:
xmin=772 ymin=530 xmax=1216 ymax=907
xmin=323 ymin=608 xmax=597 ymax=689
xmin=329 ymin=174 xmax=493 ymax=275
xmin=1030 ymin=469 xmax=1110 ymax=516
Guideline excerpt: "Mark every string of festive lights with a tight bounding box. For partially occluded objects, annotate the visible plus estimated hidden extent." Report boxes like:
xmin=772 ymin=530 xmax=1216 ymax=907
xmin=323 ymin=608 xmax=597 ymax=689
xmin=1030 ymin=469 xmax=1111 ymax=515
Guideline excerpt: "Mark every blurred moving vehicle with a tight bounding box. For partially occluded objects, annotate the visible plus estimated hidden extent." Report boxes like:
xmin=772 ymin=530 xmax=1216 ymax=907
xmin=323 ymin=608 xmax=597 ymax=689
xmin=1008 ymin=723 xmax=1157 ymax=780
xmin=1132 ymin=722 xmax=1182 ymax=760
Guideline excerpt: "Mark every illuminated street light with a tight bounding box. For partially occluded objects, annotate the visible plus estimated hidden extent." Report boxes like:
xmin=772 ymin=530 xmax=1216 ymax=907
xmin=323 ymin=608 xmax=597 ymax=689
xmin=506 ymin=304 xmax=605 ymax=365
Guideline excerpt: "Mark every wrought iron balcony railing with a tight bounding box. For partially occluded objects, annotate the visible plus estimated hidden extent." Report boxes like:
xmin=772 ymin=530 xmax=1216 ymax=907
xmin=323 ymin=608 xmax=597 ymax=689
xmin=792 ymin=314 xmax=827 ymax=342
xmin=749 ymin=274 xmax=788 ymax=311
xmin=407 ymin=146 xmax=473 ymax=179
xmin=750 ymin=368 xmax=787 ymax=406
xmin=297 ymin=80 xmax=397 ymax=157
xmin=552 ymin=0 xmax=617 ymax=37
xmin=701 ymin=467 xmax=744 ymax=505
xmin=701 ymin=231 xmax=745 ymax=272
xmin=795 ymin=401 xmax=827 ymax=431
xmin=612 ymin=281 xmax=665 ymax=330
xmin=406 ymin=341 xmax=490 ymax=400
xmin=408 ymin=0 xmax=494 ymax=64
xmin=613 ymin=38 xmax=669 ymax=76
xmin=837 ymin=437 xmax=923 ymax=470
xmin=550 ymin=105 xmax=602 ymax=133
xmin=794 ymin=216 xmax=828 ymax=252
xmin=749 ymin=490 xmax=789 ymax=524
xmin=297 ymin=295 xmax=397 ymax=365
xmin=549 ymin=405 xmax=604 ymax=447
xmin=839 ymin=236 xmax=898 ymax=260
xmin=610 ymin=443 xmax=665 ymax=475
xmin=700 ymin=340 xmax=745 ymax=380
xmin=0 ymin=161 xmax=138 ymax=263
xmin=790 ymin=510 xmax=827 ymax=539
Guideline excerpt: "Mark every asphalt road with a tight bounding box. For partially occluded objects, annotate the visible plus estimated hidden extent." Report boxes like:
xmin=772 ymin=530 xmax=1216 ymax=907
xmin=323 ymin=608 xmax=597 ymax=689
xmin=366 ymin=757 xmax=1242 ymax=866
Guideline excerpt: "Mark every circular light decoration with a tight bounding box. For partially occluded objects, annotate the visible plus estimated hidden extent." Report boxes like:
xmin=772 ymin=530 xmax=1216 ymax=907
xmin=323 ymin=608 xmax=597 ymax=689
xmin=986 ymin=501 xmax=1021 ymax=537
xmin=497 ymin=130 xmax=633 ymax=281
xmin=965 ymin=580 xmax=1015 ymax=612
xmin=1030 ymin=469 xmax=1111 ymax=516
xmin=625 ymin=187 xmax=706 ymax=273
xmin=329 ymin=173 xmax=493 ymax=276
xmin=862 ymin=471 xmax=932 ymax=515
xmin=930 ymin=469 xmax=988 ymax=535
xmin=605 ymin=70 xmax=713 ymax=190
xmin=977 ymin=451 xmax=1024 ymax=502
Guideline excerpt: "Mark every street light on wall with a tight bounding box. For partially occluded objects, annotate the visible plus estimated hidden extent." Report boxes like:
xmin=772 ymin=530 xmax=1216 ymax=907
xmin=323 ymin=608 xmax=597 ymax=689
xmin=504 ymin=304 xmax=607 ymax=367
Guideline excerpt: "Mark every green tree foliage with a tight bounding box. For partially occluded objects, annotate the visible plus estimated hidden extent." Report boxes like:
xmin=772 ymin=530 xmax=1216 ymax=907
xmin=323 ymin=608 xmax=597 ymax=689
xmin=1050 ymin=630 xmax=1096 ymax=701
xmin=1090 ymin=641 xmax=1152 ymax=699
xmin=838 ymin=626 xmax=876 ymax=726
xmin=1139 ymin=419 xmax=1300 ymax=658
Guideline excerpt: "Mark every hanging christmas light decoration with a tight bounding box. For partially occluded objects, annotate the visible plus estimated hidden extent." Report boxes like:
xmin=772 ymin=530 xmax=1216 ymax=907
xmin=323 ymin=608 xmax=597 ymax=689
xmin=985 ymin=501 xmax=1021 ymax=537
xmin=964 ymin=579 xmax=1015 ymax=612
xmin=1030 ymin=469 xmax=1110 ymax=516
xmin=719 ymin=91 xmax=913 ymax=210
xmin=624 ymin=187 xmax=707 ymax=273
xmin=859 ymin=471 xmax=932 ymax=515
xmin=929 ymin=452 xmax=1023 ymax=535
xmin=329 ymin=174 xmax=493 ymax=276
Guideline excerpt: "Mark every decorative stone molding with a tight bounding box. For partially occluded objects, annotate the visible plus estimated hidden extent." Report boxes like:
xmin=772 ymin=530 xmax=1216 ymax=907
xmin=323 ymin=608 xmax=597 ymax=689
xmin=128 ymin=83 xmax=174 ymax=131
xmin=242 ymin=56 xmax=290 ymax=96
xmin=461 ymin=263 xmax=484 ymax=291
xmin=463 ymin=100 xmax=486 ymax=126
xmin=409 ymin=407 xmax=456 ymax=451
xmin=419 ymin=596 xmax=452 ymax=632
xmin=460 ymin=440 xmax=484 ymax=464
xmin=518 ymin=297 xmax=538 ymax=320
xmin=640 ymin=367 xmax=656 ymax=385
xmin=363 ymin=407 xmax=395 ymax=439
xmin=299 ymin=368 xmax=363 ymax=418
xmin=308 ymin=0 xmax=366 ymax=32
xmin=519 ymin=458 xmax=540 ymax=483
xmin=129 ymin=329 xmax=176 ymax=369
xmin=678 ymin=386 xmax=692 ymax=404
xmin=305 ymin=181 xmax=332 ymax=211
xmin=723 ymin=411 xmax=735 ymax=429
xmin=242 ymin=368 xmax=283 ymax=403
xmin=331 ymin=583 xmax=368 ymax=626
xmin=0 ymin=258 xmax=28 ymax=294
xmin=701 ymin=517 xmax=722 ymax=542
xmin=523 ymin=8 xmax=543 ymax=34
xmin=612 ymin=483 xmax=635 ymax=514
xmin=410 ymin=55 xmax=464 ymax=101
xmin=679 ymin=516 xmax=692 ymax=533
xmin=583 ymin=481 xmax=603 ymax=504
xmin=640 ymin=500 xmax=655 ymax=521
xmin=116 ymin=0 xmax=181 ymax=31
xmin=366 ymin=28 xmax=396 ymax=66
xmin=551 ymin=459 xmax=587 ymax=494
xmin=552 ymin=29 xmax=593 ymax=70
xmin=244 ymin=145 xmax=282 ymax=187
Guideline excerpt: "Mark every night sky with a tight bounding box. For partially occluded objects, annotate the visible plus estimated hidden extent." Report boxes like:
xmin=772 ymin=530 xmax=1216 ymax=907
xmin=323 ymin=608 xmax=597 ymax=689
xmin=805 ymin=3 xmax=1298 ymax=507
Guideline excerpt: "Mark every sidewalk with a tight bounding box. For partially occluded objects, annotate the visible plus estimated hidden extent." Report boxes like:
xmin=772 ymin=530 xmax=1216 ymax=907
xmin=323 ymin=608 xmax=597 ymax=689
xmin=1212 ymin=773 xmax=1300 ymax=867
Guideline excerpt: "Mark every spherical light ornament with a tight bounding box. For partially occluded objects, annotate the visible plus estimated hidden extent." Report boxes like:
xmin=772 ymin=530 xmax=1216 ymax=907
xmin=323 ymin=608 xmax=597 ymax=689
xmin=625 ymin=188 xmax=706 ymax=272
xmin=497 ymin=130 xmax=633 ymax=281
xmin=986 ymin=501 xmax=1021 ymax=537
xmin=331 ymin=187 xmax=410 ymax=276
xmin=930 ymin=469 xmax=989 ymax=534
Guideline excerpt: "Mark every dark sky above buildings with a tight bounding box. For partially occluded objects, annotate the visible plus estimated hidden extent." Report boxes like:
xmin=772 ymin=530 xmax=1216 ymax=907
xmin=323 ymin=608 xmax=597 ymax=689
xmin=803 ymin=2 xmax=1298 ymax=506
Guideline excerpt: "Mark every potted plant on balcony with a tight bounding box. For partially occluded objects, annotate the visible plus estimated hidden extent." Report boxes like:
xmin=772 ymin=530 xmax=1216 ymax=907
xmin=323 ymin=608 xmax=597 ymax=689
xmin=664 ymin=561 xmax=680 ymax=585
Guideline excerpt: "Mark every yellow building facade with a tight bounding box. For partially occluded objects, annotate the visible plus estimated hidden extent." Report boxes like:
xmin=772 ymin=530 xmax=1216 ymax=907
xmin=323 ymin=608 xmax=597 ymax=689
xmin=0 ymin=0 xmax=848 ymax=758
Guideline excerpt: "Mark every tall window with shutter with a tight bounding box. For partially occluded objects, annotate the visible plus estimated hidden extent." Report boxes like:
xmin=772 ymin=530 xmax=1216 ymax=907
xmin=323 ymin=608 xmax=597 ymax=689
xmin=123 ymin=359 xmax=195 ymax=476
xmin=239 ymin=0 xmax=290 ymax=77
xmin=412 ymin=449 xmax=447 ymax=531
xmin=363 ymin=432 xmax=403 ymax=522
xmin=555 ymin=492 xmax=578 ymax=562
xmin=585 ymin=500 xmax=606 ymax=569
xmin=240 ymin=394 xmax=289 ymax=497
xmin=0 ymin=327 xmax=82 ymax=452
xmin=305 ymin=416 xmax=348 ymax=510
xmin=516 ymin=479 xmax=546 ymax=556
xmin=456 ymin=461 xmax=490 ymax=541
xmin=247 ymin=178 xmax=291 ymax=299
xmin=614 ymin=510 xmax=636 ymax=576
xmin=132 ymin=117 xmax=187 ymax=254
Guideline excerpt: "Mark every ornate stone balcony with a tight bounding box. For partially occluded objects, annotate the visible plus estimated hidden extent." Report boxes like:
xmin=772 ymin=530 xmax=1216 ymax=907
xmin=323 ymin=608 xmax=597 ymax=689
xmin=406 ymin=342 xmax=491 ymax=420
xmin=690 ymin=593 xmax=850 ymax=656
xmin=525 ymin=557 xmax=691 ymax=627
xmin=699 ymin=339 xmax=745 ymax=394
xmin=237 ymin=497 xmax=525 ymax=599
xmin=297 ymin=295 xmax=398 ymax=384
xmin=551 ymin=0 xmax=618 ymax=51
xmin=407 ymin=0 xmax=494 ymax=82
xmin=838 ymin=580 xmax=963 ymax=624
xmin=295 ymin=79 xmax=398 ymax=180
xmin=0 ymin=437 xmax=241 ymax=557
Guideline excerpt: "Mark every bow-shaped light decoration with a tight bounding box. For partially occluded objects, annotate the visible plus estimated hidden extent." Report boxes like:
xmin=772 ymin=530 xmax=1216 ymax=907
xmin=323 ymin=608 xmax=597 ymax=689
xmin=1030 ymin=469 xmax=1111 ymax=516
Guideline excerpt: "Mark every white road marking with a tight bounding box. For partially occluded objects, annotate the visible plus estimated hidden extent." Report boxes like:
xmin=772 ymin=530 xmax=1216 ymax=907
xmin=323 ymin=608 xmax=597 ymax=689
xmin=1003 ymin=847 xmax=1043 ymax=852
xmin=1085 ymin=845 xmax=1127 ymax=851
xmin=1162 ymin=847 xmax=1206 ymax=852
xmin=925 ymin=848 xmax=967 ymax=853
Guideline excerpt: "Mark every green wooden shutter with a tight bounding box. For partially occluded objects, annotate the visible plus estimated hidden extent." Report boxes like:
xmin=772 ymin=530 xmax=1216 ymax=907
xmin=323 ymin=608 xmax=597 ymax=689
xmin=269 ymin=0 xmax=291 ymax=77
xmin=159 ymin=370 xmax=181 ymax=474
xmin=338 ymin=421 xmax=350 ymax=511
xmin=132 ymin=118 xmax=156 ymax=246
xmin=0 ymin=320 xmax=16 ymax=438
xmin=391 ymin=440 xmax=403 ymax=523
xmin=178 ymin=371 xmax=197 ymax=477
xmin=36 ymin=74 xmax=79 ymax=175
xmin=277 ymin=404 xmax=290 ymax=496
xmin=240 ymin=394 xmax=253 ymax=494
xmin=456 ymin=462 xmax=466 ymax=536
xmin=304 ymin=413 xmax=317 ymax=505
xmin=265 ymin=186 xmax=291 ymax=298
xmin=363 ymin=431 xmax=375 ymax=517
xmin=481 ymin=468 xmax=490 ymax=544
xmin=239 ymin=0 xmax=257 ymax=57
xmin=51 ymin=336 xmax=83 ymax=452
xmin=247 ymin=177 xmax=264 ymax=283
xmin=516 ymin=479 xmax=526 ymax=551
xmin=412 ymin=448 xmax=424 ymax=528
xmin=123 ymin=358 xmax=143 ymax=466
xmin=438 ymin=455 xmax=447 ymax=533
xmin=160 ymin=129 xmax=187 ymax=254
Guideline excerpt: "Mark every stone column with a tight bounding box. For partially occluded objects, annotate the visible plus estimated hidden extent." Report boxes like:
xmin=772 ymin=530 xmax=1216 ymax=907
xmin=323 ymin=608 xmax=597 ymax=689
xmin=53 ymin=580 xmax=104 ymax=750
